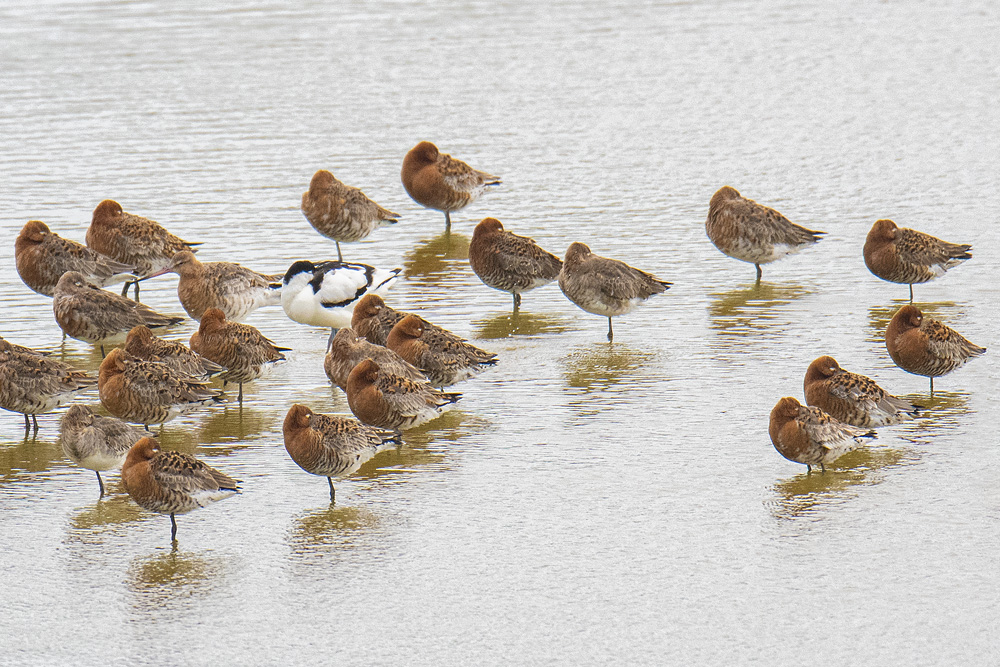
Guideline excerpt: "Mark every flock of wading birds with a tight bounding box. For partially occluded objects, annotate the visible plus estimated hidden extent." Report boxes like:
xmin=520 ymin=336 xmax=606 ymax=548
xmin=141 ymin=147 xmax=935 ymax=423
xmin=1 ymin=140 xmax=988 ymax=539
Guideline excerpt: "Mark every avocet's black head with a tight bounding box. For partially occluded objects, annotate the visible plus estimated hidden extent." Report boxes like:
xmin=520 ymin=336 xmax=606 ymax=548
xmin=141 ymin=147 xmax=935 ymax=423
xmin=283 ymin=260 xmax=318 ymax=285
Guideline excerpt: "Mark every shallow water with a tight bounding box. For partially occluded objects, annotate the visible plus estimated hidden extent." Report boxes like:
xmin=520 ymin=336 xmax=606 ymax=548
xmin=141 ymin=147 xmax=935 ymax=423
xmin=2 ymin=1 xmax=999 ymax=664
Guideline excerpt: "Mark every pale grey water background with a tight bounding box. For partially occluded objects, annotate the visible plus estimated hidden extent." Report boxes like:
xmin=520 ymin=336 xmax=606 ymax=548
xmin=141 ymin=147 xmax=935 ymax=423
xmin=1 ymin=1 xmax=999 ymax=665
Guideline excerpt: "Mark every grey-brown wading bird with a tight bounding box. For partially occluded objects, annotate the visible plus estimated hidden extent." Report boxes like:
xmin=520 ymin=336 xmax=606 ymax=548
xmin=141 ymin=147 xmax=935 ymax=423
xmin=769 ymin=396 xmax=876 ymax=473
xmin=863 ymin=219 xmax=972 ymax=303
xmin=885 ymin=305 xmax=985 ymax=396
xmin=60 ymin=404 xmax=146 ymax=496
xmin=401 ymin=141 xmax=500 ymax=231
xmin=121 ymin=436 xmax=240 ymax=542
xmin=282 ymin=404 xmax=401 ymax=503
xmin=0 ymin=346 xmax=95 ymax=433
xmin=558 ymin=242 xmax=670 ymax=342
xmin=52 ymin=271 xmax=184 ymax=356
xmin=468 ymin=217 xmax=562 ymax=312
xmin=15 ymin=220 xmax=135 ymax=297
xmin=705 ymin=186 xmax=824 ymax=282
xmin=159 ymin=251 xmax=282 ymax=322
xmin=85 ymin=199 xmax=199 ymax=300
xmin=123 ymin=325 xmax=225 ymax=380
xmin=301 ymin=169 xmax=400 ymax=262
xmin=324 ymin=327 xmax=426 ymax=392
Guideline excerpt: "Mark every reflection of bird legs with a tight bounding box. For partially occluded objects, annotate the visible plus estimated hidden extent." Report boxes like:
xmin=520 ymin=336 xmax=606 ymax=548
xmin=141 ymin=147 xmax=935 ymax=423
xmin=327 ymin=477 xmax=336 ymax=504
xmin=607 ymin=317 xmax=614 ymax=342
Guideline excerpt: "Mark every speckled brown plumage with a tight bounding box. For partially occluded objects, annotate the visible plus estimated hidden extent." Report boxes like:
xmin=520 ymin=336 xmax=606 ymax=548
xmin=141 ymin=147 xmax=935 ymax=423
xmin=283 ymin=403 xmax=401 ymax=502
xmin=769 ymin=396 xmax=876 ymax=473
xmin=0 ymin=336 xmax=49 ymax=357
xmin=885 ymin=305 xmax=985 ymax=393
xmin=85 ymin=200 xmax=197 ymax=278
xmin=121 ymin=436 xmax=240 ymax=541
xmin=350 ymin=293 xmax=449 ymax=347
xmin=301 ymin=169 xmax=399 ymax=262
xmin=0 ymin=348 xmax=96 ymax=431
xmin=468 ymin=217 xmax=562 ymax=311
xmin=803 ymin=355 xmax=920 ymax=428
xmin=324 ymin=327 xmax=426 ymax=392
xmin=401 ymin=141 xmax=501 ymax=229
xmin=98 ymin=348 xmax=223 ymax=427
xmin=863 ymin=219 xmax=972 ymax=301
xmin=705 ymin=186 xmax=824 ymax=280
xmin=386 ymin=315 xmax=497 ymax=388
xmin=52 ymin=271 xmax=184 ymax=346
xmin=346 ymin=358 xmax=461 ymax=431
xmin=167 ymin=250 xmax=282 ymax=322
xmin=15 ymin=220 xmax=134 ymax=297
xmin=124 ymin=325 xmax=224 ymax=380
xmin=189 ymin=308 xmax=287 ymax=402
xmin=558 ymin=242 xmax=670 ymax=342
xmin=60 ymin=404 xmax=146 ymax=495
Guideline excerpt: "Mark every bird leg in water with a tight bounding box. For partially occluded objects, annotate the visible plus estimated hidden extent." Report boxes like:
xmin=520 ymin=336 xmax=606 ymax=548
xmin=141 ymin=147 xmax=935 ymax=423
xmin=607 ymin=317 xmax=614 ymax=342
xmin=755 ymin=263 xmax=762 ymax=283
xmin=444 ymin=210 xmax=452 ymax=232
xmin=170 ymin=514 xmax=178 ymax=542
xmin=513 ymin=292 xmax=521 ymax=312
xmin=335 ymin=241 xmax=343 ymax=263
xmin=237 ymin=383 xmax=244 ymax=405
xmin=96 ymin=471 xmax=106 ymax=497
xmin=327 ymin=477 xmax=336 ymax=504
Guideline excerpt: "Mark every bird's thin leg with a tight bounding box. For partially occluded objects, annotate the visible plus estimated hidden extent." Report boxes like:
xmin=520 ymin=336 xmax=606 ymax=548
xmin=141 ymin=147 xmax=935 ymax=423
xmin=170 ymin=514 xmax=178 ymax=542
xmin=909 ymin=284 xmax=914 ymax=303
xmin=513 ymin=292 xmax=521 ymax=313
xmin=929 ymin=377 xmax=934 ymax=397
xmin=755 ymin=263 xmax=762 ymax=283
xmin=607 ymin=318 xmax=614 ymax=342
xmin=121 ymin=281 xmax=131 ymax=297
xmin=328 ymin=477 xmax=336 ymax=504
xmin=133 ymin=281 xmax=140 ymax=302
xmin=327 ymin=328 xmax=338 ymax=352
xmin=806 ymin=464 xmax=812 ymax=475
xmin=820 ymin=463 xmax=826 ymax=474
xmin=336 ymin=241 xmax=343 ymax=263
xmin=23 ymin=414 xmax=30 ymax=433
xmin=237 ymin=383 xmax=244 ymax=405
xmin=31 ymin=414 xmax=38 ymax=433
xmin=444 ymin=211 xmax=451 ymax=232
xmin=96 ymin=471 xmax=105 ymax=497
xmin=100 ymin=345 xmax=106 ymax=359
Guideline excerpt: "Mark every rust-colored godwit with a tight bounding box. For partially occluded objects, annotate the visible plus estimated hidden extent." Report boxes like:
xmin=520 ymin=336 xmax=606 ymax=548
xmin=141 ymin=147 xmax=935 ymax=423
xmin=346 ymin=358 xmax=461 ymax=431
xmin=885 ymin=305 xmax=985 ymax=395
xmin=558 ymin=242 xmax=670 ymax=342
xmin=98 ymin=348 xmax=223 ymax=428
xmin=401 ymin=141 xmax=501 ymax=230
xmin=60 ymin=404 xmax=146 ymax=496
xmin=468 ymin=217 xmax=562 ymax=312
xmin=350 ymin=293 xmax=448 ymax=347
xmin=863 ymin=219 xmax=972 ymax=302
xmin=85 ymin=199 xmax=198 ymax=300
xmin=52 ymin=271 xmax=184 ymax=355
xmin=160 ymin=250 xmax=282 ymax=322
xmin=301 ymin=169 xmax=400 ymax=262
xmin=121 ymin=436 xmax=240 ymax=541
xmin=706 ymin=186 xmax=824 ymax=281
xmin=324 ymin=327 xmax=426 ymax=392
xmin=15 ymin=220 xmax=134 ymax=297
xmin=386 ymin=315 xmax=497 ymax=388
xmin=769 ymin=396 xmax=876 ymax=473
xmin=0 ymin=347 xmax=95 ymax=433
xmin=283 ymin=403 xmax=401 ymax=503
xmin=803 ymin=355 xmax=920 ymax=428
xmin=123 ymin=325 xmax=225 ymax=380
xmin=189 ymin=308 xmax=288 ymax=403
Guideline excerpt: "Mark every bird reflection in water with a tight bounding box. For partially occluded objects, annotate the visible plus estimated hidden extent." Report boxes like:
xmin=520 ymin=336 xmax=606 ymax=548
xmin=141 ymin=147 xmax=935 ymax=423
xmin=289 ymin=504 xmax=380 ymax=559
xmin=708 ymin=282 xmax=810 ymax=337
xmin=68 ymin=493 xmax=146 ymax=534
xmin=563 ymin=342 xmax=656 ymax=393
xmin=473 ymin=311 xmax=569 ymax=340
xmin=126 ymin=549 xmax=223 ymax=611
xmin=896 ymin=391 xmax=969 ymax=445
xmin=866 ymin=300 xmax=961 ymax=344
xmin=196 ymin=405 xmax=268 ymax=445
xmin=0 ymin=434 xmax=64 ymax=484
xmin=769 ymin=447 xmax=914 ymax=521
xmin=402 ymin=232 xmax=471 ymax=285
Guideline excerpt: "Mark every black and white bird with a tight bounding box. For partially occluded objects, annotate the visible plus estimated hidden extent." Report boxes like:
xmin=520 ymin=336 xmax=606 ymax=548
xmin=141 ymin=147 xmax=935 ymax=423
xmin=281 ymin=260 xmax=401 ymax=347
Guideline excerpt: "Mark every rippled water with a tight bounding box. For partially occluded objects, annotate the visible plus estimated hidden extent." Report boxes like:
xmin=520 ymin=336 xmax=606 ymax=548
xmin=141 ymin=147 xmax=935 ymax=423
xmin=2 ymin=1 xmax=999 ymax=664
